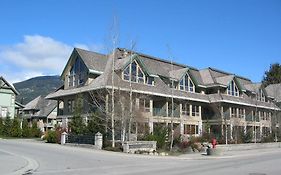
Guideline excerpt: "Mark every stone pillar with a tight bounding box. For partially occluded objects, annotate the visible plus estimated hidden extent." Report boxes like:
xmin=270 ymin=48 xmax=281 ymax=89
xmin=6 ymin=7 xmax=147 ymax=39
xmin=95 ymin=132 xmax=103 ymax=150
xmin=61 ymin=132 xmax=67 ymax=145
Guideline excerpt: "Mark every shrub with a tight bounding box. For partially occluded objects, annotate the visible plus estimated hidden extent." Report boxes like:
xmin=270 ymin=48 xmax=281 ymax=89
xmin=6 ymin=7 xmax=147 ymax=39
xmin=145 ymin=125 xmax=168 ymax=149
xmin=11 ymin=118 xmax=21 ymax=137
xmin=22 ymin=119 xmax=31 ymax=137
xmin=0 ymin=118 xmax=3 ymax=136
xmin=3 ymin=116 xmax=12 ymax=136
xmin=46 ymin=130 xmax=57 ymax=143
xmin=31 ymin=121 xmax=41 ymax=138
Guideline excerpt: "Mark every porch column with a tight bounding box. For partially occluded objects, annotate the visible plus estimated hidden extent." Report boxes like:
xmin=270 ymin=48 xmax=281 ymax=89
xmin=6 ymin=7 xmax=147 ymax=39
xmin=105 ymin=94 xmax=109 ymax=133
xmin=230 ymin=122 xmax=233 ymax=140
xmin=179 ymin=103 xmax=184 ymax=135
xmin=260 ymin=123 xmax=263 ymax=138
xmin=198 ymin=121 xmax=203 ymax=136
xmin=199 ymin=106 xmax=202 ymax=118
xmin=166 ymin=101 xmax=169 ymax=117
xmin=149 ymin=99 xmax=153 ymax=133
xmin=136 ymin=98 xmax=140 ymax=109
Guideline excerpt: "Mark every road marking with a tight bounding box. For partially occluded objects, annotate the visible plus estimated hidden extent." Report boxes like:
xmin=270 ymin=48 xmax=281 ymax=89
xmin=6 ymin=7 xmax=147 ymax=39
xmin=0 ymin=148 xmax=39 ymax=175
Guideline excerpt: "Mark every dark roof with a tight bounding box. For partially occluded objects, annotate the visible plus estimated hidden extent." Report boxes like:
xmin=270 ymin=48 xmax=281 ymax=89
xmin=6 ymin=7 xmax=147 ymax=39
xmin=24 ymin=95 xmax=57 ymax=118
xmin=0 ymin=76 xmax=19 ymax=95
xmin=266 ymin=83 xmax=281 ymax=102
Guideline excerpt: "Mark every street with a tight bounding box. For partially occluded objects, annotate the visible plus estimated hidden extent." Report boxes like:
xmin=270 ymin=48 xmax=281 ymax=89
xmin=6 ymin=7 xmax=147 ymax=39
xmin=1 ymin=139 xmax=281 ymax=175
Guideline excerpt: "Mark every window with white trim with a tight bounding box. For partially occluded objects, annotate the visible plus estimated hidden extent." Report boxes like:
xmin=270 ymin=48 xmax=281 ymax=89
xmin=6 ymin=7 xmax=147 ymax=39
xmin=182 ymin=103 xmax=190 ymax=116
xmin=178 ymin=74 xmax=195 ymax=92
xmin=238 ymin=108 xmax=245 ymax=118
xmin=1 ymin=107 xmax=8 ymax=117
xmin=123 ymin=61 xmax=145 ymax=83
xmin=122 ymin=60 xmax=154 ymax=86
xmin=231 ymin=107 xmax=237 ymax=118
xmin=139 ymin=99 xmax=150 ymax=112
xmin=192 ymin=105 xmax=200 ymax=117
xmin=227 ymin=80 xmax=239 ymax=97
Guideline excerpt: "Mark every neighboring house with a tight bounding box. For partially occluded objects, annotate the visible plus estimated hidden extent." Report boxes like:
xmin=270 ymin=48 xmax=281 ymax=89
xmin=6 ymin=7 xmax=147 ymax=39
xmin=23 ymin=95 xmax=57 ymax=132
xmin=265 ymin=83 xmax=281 ymax=135
xmin=46 ymin=48 xmax=280 ymax=141
xmin=0 ymin=76 xmax=21 ymax=118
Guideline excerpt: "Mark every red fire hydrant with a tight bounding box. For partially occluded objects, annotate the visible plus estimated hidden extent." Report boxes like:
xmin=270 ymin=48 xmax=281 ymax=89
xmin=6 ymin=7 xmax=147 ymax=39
xmin=211 ymin=138 xmax=217 ymax=149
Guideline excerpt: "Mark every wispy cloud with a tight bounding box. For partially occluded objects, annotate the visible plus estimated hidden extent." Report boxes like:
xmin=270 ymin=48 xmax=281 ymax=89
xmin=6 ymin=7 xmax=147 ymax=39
xmin=0 ymin=35 xmax=103 ymax=83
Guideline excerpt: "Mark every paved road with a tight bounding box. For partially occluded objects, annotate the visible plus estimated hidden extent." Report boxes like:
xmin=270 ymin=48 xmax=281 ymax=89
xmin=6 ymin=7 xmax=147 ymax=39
xmin=1 ymin=139 xmax=281 ymax=175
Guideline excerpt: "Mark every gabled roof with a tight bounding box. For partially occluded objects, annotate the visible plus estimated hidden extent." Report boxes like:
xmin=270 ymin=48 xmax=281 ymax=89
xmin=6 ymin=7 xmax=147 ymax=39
xmin=169 ymin=68 xmax=189 ymax=81
xmin=266 ymin=83 xmax=281 ymax=102
xmin=24 ymin=95 xmax=57 ymax=118
xmin=61 ymin=48 xmax=108 ymax=79
xmin=115 ymin=54 xmax=152 ymax=75
xmin=215 ymin=75 xmax=234 ymax=86
xmin=0 ymin=76 xmax=19 ymax=95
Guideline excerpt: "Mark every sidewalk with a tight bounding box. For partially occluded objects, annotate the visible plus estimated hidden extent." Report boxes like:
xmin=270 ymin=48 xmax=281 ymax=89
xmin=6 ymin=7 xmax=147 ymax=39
xmin=178 ymin=146 xmax=281 ymax=160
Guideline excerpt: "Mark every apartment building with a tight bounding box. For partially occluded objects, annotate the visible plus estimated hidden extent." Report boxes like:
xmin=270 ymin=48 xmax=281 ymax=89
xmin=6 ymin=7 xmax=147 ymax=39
xmin=46 ymin=48 xmax=280 ymax=141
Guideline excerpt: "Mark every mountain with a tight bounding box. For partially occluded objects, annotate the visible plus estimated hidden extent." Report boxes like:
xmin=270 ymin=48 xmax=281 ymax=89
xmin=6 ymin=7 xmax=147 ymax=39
xmin=13 ymin=75 xmax=63 ymax=105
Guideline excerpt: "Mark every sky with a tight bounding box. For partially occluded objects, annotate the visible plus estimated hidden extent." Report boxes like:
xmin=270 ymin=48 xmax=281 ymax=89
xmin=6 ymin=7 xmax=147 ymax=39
xmin=0 ymin=0 xmax=280 ymax=83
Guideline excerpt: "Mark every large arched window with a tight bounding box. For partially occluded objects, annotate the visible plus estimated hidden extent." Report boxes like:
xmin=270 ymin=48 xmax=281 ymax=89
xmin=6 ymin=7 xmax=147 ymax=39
xmin=227 ymin=80 xmax=239 ymax=97
xmin=123 ymin=60 xmax=145 ymax=84
xmin=178 ymin=74 xmax=195 ymax=92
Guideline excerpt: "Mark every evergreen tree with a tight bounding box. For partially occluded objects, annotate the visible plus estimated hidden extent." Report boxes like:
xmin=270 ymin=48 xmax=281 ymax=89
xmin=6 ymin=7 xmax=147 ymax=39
xmin=86 ymin=111 xmax=106 ymax=135
xmin=3 ymin=116 xmax=12 ymax=136
xmin=31 ymin=120 xmax=41 ymax=137
xmin=11 ymin=118 xmax=22 ymax=137
xmin=22 ymin=119 xmax=31 ymax=137
xmin=263 ymin=63 xmax=281 ymax=86
xmin=69 ymin=94 xmax=86 ymax=134
xmin=0 ymin=118 xmax=3 ymax=136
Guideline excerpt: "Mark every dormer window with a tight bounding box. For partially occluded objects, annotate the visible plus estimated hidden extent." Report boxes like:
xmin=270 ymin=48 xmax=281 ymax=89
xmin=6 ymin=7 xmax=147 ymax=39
xmin=257 ymin=89 xmax=266 ymax=102
xmin=122 ymin=60 xmax=154 ymax=85
xmin=227 ymin=80 xmax=239 ymax=97
xmin=178 ymin=74 xmax=195 ymax=92
xmin=123 ymin=60 xmax=145 ymax=84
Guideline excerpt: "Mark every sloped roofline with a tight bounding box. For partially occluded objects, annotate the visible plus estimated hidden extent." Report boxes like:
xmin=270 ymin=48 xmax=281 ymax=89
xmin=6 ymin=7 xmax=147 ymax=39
xmin=208 ymin=67 xmax=251 ymax=81
xmin=117 ymin=48 xmax=199 ymax=71
xmin=0 ymin=76 xmax=19 ymax=95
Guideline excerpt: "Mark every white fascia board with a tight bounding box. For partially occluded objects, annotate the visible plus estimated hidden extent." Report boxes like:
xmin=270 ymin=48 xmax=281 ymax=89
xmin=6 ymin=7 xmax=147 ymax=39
xmin=212 ymin=99 xmax=280 ymax=110
xmin=89 ymin=69 xmax=103 ymax=75
xmin=105 ymin=85 xmax=210 ymax=103
xmin=150 ymin=74 xmax=159 ymax=78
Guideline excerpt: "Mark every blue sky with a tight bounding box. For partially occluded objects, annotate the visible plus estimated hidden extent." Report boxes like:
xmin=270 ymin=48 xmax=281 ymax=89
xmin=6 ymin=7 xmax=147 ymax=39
xmin=0 ymin=0 xmax=280 ymax=83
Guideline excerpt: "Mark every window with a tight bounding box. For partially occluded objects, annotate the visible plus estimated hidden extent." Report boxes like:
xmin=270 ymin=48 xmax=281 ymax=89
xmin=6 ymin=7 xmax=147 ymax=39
xmin=122 ymin=60 xmax=150 ymax=85
xmin=257 ymin=89 xmax=266 ymax=102
xmin=231 ymin=107 xmax=237 ymax=117
xmin=238 ymin=108 xmax=245 ymax=118
xmin=139 ymin=99 xmax=150 ymax=112
xmin=182 ymin=103 xmax=190 ymax=116
xmin=67 ymin=100 xmax=74 ymax=113
xmin=1 ymin=107 xmax=8 ymax=117
xmin=192 ymin=105 xmax=200 ymax=117
xmin=11 ymin=95 xmax=15 ymax=105
xmin=146 ymin=77 xmax=154 ymax=86
xmin=68 ymin=57 xmax=87 ymax=87
xmin=178 ymin=74 xmax=195 ymax=92
xmin=227 ymin=80 xmax=239 ymax=97
xmin=184 ymin=124 xmax=198 ymax=135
